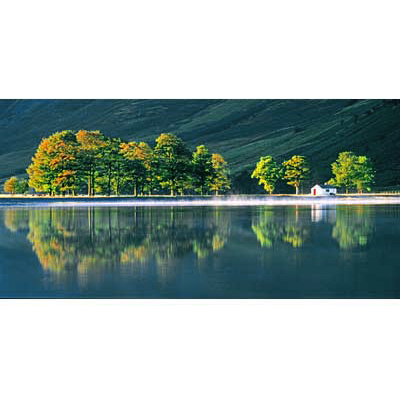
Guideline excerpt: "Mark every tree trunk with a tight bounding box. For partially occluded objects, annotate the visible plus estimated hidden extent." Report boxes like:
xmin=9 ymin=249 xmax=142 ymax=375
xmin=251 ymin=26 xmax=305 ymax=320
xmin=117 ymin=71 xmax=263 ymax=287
xmin=215 ymin=190 xmax=218 ymax=196
xmin=134 ymin=184 xmax=137 ymax=197
xmin=295 ymin=185 xmax=299 ymax=195
xmin=88 ymin=176 xmax=91 ymax=197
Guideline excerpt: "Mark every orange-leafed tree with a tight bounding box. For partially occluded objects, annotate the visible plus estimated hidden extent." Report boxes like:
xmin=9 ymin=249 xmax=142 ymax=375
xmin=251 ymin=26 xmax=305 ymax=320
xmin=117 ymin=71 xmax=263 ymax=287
xmin=27 ymin=131 xmax=78 ymax=195
xmin=4 ymin=176 xmax=18 ymax=194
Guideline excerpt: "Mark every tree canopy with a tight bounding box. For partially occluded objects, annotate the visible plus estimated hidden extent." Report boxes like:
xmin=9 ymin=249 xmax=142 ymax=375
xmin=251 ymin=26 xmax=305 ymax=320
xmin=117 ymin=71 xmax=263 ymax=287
xmin=21 ymin=130 xmax=229 ymax=196
xmin=251 ymin=156 xmax=281 ymax=194
xmin=327 ymin=151 xmax=375 ymax=193
xmin=282 ymin=155 xmax=310 ymax=195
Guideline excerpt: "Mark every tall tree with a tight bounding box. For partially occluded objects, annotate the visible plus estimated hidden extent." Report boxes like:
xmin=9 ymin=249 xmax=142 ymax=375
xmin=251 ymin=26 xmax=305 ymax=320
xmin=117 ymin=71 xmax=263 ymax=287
xmin=328 ymin=152 xmax=375 ymax=193
xmin=120 ymin=141 xmax=152 ymax=196
xmin=282 ymin=155 xmax=310 ymax=195
xmin=76 ymin=130 xmax=107 ymax=196
xmin=327 ymin=151 xmax=358 ymax=194
xmin=153 ymin=133 xmax=191 ymax=196
xmin=353 ymin=155 xmax=375 ymax=193
xmin=98 ymin=138 xmax=125 ymax=196
xmin=209 ymin=153 xmax=230 ymax=195
xmin=192 ymin=145 xmax=215 ymax=195
xmin=251 ymin=156 xmax=281 ymax=194
xmin=27 ymin=131 xmax=78 ymax=195
xmin=4 ymin=176 xmax=18 ymax=194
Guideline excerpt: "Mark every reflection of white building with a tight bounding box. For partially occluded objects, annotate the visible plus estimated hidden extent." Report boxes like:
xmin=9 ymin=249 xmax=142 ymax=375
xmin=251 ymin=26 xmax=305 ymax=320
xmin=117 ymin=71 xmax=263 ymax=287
xmin=311 ymin=204 xmax=336 ymax=223
xmin=311 ymin=184 xmax=337 ymax=196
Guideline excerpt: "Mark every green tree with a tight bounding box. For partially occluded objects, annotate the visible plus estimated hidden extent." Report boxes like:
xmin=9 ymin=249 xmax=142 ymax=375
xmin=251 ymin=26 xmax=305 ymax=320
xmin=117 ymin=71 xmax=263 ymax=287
xmin=209 ymin=153 xmax=230 ymax=195
xmin=282 ymin=155 xmax=310 ymax=195
xmin=4 ymin=176 xmax=18 ymax=194
xmin=327 ymin=151 xmax=358 ymax=194
xmin=153 ymin=133 xmax=191 ymax=196
xmin=251 ymin=156 xmax=281 ymax=194
xmin=15 ymin=179 xmax=29 ymax=194
xmin=76 ymin=130 xmax=107 ymax=196
xmin=192 ymin=145 xmax=215 ymax=195
xmin=354 ymin=155 xmax=375 ymax=193
xmin=120 ymin=141 xmax=152 ymax=196
xmin=328 ymin=152 xmax=374 ymax=194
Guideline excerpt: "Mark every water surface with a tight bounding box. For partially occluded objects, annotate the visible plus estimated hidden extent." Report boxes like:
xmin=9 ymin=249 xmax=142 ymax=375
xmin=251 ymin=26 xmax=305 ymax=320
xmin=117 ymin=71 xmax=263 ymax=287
xmin=1 ymin=204 xmax=399 ymax=298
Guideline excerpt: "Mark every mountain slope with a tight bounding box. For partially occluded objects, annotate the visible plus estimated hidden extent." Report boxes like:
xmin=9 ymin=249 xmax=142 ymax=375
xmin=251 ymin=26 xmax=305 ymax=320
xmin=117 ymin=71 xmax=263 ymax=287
xmin=1 ymin=99 xmax=400 ymax=192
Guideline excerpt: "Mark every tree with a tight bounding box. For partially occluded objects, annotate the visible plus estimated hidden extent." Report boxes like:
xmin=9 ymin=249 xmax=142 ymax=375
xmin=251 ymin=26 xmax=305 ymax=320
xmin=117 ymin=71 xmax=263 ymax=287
xmin=209 ymin=153 xmax=230 ymax=195
xmin=15 ymin=179 xmax=29 ymax=194
xmin=327 ymin=151 xmax=374 ymax=194
xmin=4 ymin=176 xmax=18 ymax=194
xmin=27 ymin=131 xmax=78 ymax=195
xmin=153 ymin=133 xmax=191 ymax=196
xmin=282 ymin=155 xmax=310 ymax=195
xmin=353 ymin=155 xmax=375 ymax=193
xmin=251 ymin=156 xmax=281 ymax=194
xmin=192 ymin=145 xmax=215 ymax=195
xmin=120 ymin=141 xmax=152 ymax=196
xmin=76 ymin=130 xmax=107 ymax=196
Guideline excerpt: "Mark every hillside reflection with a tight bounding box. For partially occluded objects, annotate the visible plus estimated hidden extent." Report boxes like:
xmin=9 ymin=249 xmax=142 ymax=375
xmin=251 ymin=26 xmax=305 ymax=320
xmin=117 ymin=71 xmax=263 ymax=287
xmin=3 ymin=207 xmax=231 ymax=285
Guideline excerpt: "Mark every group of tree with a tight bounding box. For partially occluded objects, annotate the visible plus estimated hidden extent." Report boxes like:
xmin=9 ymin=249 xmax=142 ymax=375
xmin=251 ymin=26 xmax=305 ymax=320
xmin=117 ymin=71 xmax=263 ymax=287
xmin=3 ymin=176 xmax=29 ymax=195
xmin=251 ymin=151 xmax=375 ymax=194
xmin=251 ymin=155 xmax=310 ymax=194
xmin=327 ymin=151 xmax=375 ymax=193
xmin=14 ymin=131 xmax=230 ymax=196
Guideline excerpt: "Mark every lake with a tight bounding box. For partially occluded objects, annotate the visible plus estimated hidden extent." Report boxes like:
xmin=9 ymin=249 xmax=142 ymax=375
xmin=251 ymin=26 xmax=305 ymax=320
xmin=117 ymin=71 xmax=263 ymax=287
xmin=1 ymin=203 xmax=400 ymax=298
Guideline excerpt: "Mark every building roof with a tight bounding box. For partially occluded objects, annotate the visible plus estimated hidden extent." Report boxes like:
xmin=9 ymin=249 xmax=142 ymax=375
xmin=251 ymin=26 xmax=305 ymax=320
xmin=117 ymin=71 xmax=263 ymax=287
xmin=312 ymin=184 xmax=337 ymax=189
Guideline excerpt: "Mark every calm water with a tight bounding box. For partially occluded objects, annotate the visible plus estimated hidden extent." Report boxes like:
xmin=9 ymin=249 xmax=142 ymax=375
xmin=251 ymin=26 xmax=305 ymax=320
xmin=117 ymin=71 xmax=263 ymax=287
xmin=1 ymin=204 xmax=400 ymax=298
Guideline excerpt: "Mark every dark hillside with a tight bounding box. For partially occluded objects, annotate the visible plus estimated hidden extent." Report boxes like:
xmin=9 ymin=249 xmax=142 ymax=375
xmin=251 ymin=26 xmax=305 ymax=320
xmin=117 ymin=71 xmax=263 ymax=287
xmin=0 ymin=99 xmax=399 ymax=192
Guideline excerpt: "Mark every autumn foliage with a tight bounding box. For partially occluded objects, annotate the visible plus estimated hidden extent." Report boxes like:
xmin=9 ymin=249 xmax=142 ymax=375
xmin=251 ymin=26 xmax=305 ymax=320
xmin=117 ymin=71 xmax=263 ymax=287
xmin=22 ymin=131 xmax=230 ymax=196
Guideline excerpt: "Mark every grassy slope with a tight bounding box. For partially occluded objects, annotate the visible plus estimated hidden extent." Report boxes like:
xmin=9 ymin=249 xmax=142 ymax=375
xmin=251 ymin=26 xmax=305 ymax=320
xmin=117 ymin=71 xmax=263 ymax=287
xmin=0 ymin=99 xmax=400 ymax=191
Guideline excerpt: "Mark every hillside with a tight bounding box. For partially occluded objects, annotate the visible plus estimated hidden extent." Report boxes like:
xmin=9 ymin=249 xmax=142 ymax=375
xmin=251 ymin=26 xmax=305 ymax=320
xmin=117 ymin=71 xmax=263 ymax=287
xmin=1 ymin=99 xmax=400 ymax=192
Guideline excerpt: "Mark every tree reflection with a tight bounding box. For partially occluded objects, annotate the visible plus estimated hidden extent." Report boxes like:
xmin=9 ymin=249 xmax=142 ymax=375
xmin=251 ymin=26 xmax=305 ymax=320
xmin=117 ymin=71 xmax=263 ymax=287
xmin=252 ymin=207 xmax=309 ymax=248
xmin=332 ymin=206 xmax=374 ymax=249
xmin=3 ymin=207 xmax=231 ymax=284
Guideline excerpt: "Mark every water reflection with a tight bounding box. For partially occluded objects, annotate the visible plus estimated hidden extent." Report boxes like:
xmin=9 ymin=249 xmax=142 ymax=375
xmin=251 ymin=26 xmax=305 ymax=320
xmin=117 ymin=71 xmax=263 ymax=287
xmin=3 ymin=207 xmax=231 ymax=286
xmin=1 ymin=204 xmax=377 ymax=291
xmin=251 ymin=205 xmax=374 ymax=250
xmin=332 ymin=206 xmax=374 ymax=249
xmin=251 ymin=207 xmax=310 ymax=248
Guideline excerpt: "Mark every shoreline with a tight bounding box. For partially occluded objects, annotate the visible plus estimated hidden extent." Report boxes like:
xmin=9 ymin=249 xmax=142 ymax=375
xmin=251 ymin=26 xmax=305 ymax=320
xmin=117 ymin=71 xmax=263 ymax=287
xmin=1 ymin=194 xmax=400 ymax=207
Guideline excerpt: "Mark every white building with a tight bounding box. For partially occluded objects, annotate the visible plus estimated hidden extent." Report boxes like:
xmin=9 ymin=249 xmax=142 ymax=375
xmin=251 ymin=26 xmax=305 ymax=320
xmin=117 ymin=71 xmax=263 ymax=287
xmin=311 ymin=184 xmax=337 ymax=196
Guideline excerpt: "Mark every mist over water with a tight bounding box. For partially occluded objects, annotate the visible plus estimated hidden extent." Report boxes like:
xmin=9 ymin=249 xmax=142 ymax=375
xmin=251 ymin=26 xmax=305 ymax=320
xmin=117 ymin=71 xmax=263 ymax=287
xmin=1 ymin=195 xmax=400 ymax=208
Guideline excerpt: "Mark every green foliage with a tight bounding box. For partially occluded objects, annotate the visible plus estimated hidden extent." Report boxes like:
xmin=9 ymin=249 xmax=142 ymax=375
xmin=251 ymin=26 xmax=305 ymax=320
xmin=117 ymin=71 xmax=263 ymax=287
xmin=328 ymin=152 xmax=375 ymax=193
xmin=209 ymin=153 xmax=230 ymax=195
xmin=251 ymin=156 xmax=281 ymax=194
xmin=120 ymin=141 xmax=152 ymax=196
xmin=153 ymin=133 xmax=192 ymax=196
xmin=191 ymin=145 xmax=215 ymax=195
xmin=24 ymin=130 xmax=230 ymax=196
xmin=4 ymin=176 xmax=29 ymax=194
xmin=282 ymin=155 xmax=310 ymax=195
xmin=15 ymin=179 xmax=29 ymax=194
